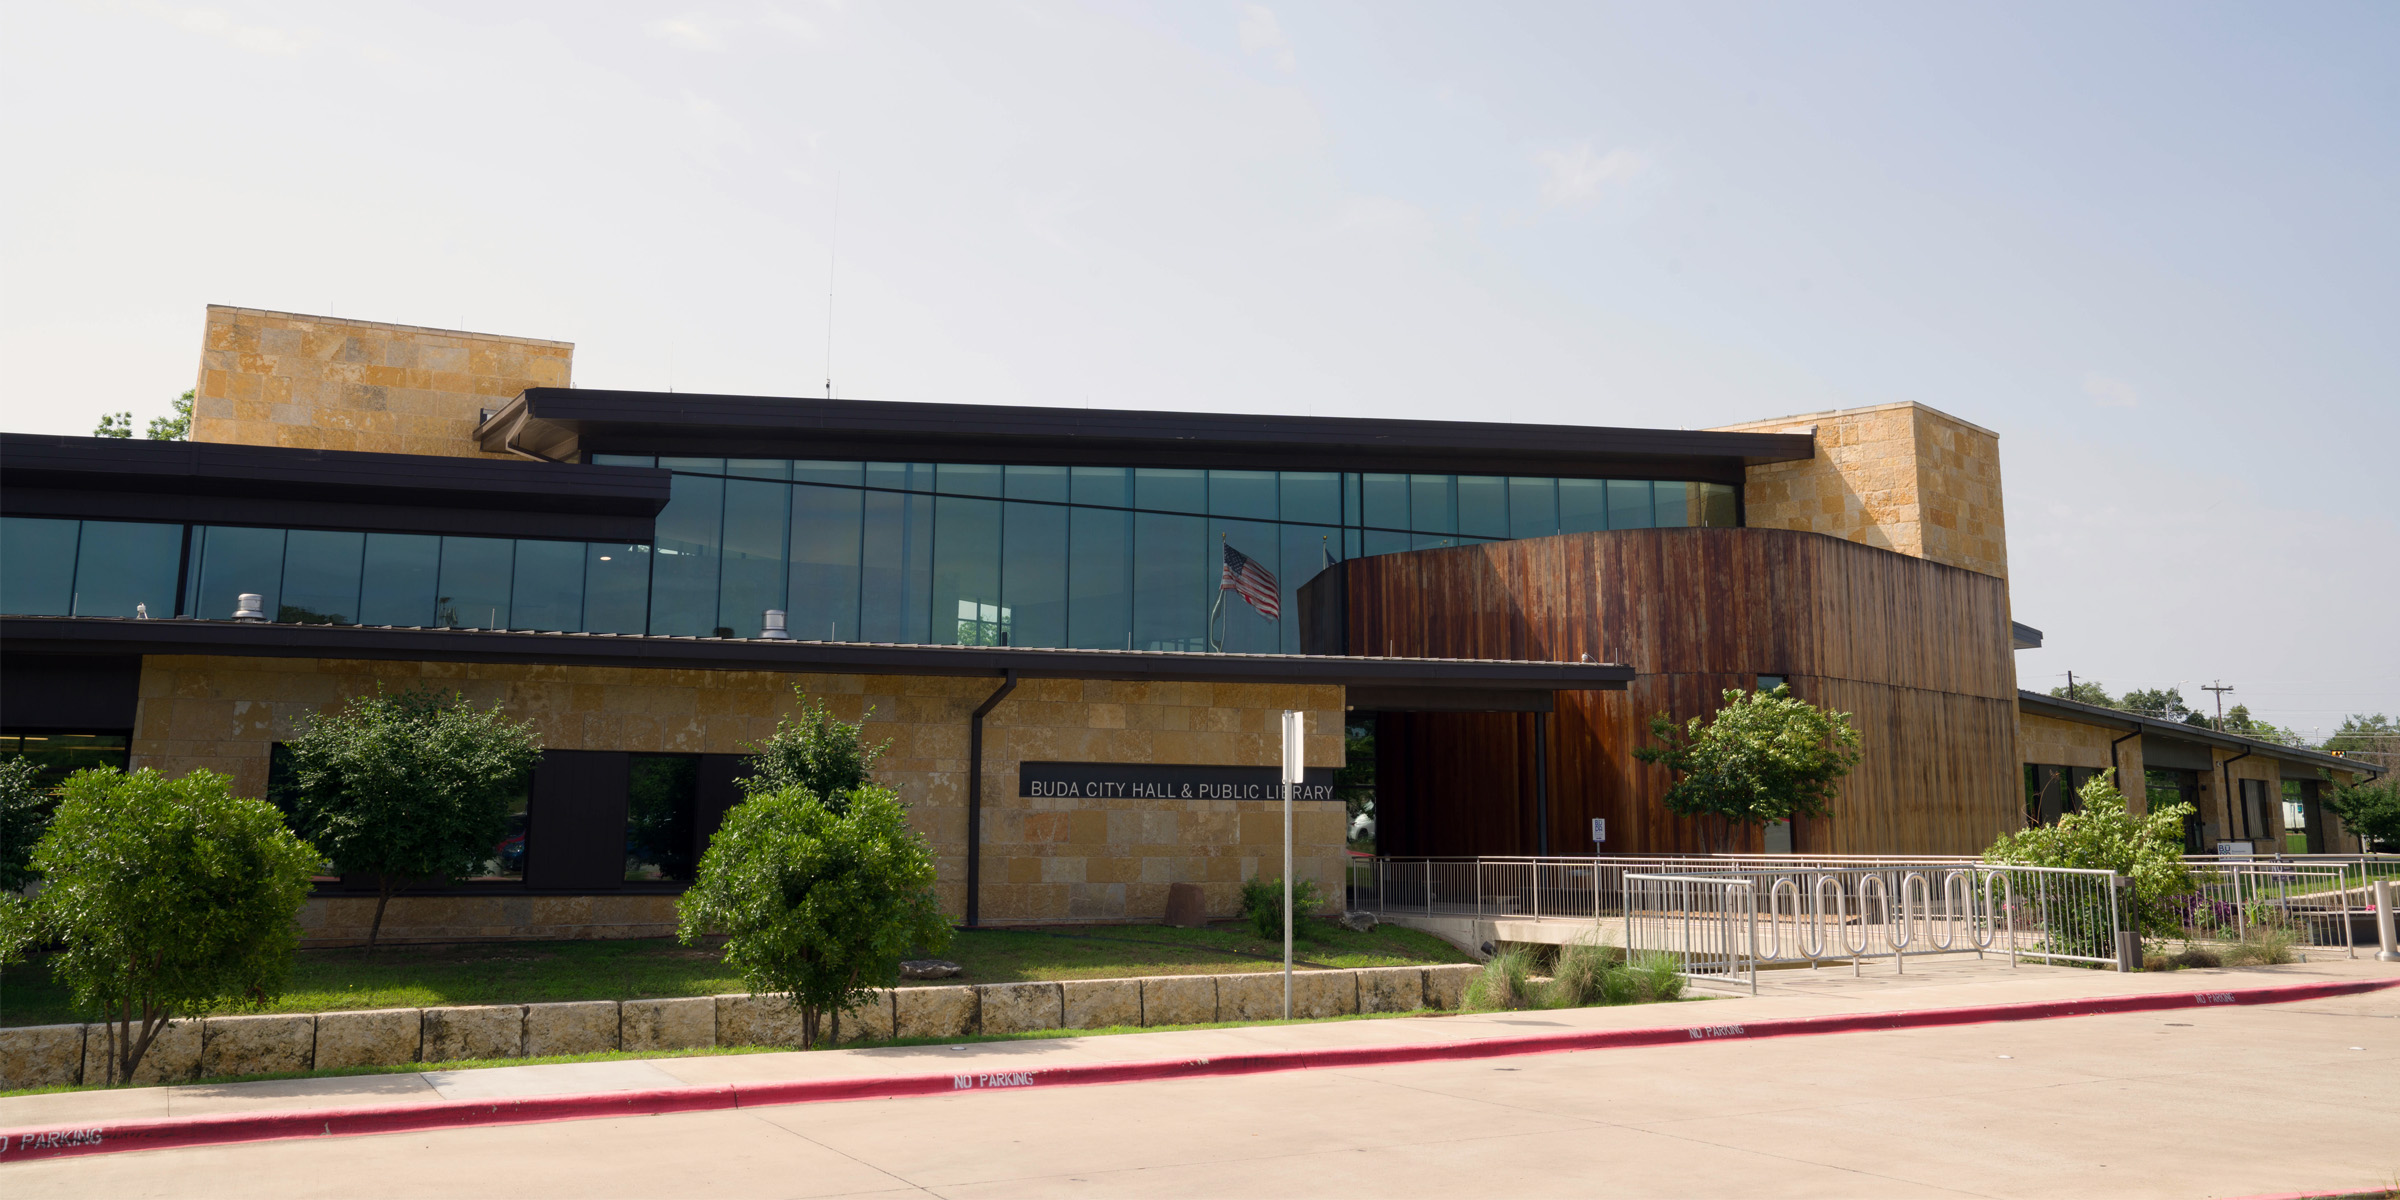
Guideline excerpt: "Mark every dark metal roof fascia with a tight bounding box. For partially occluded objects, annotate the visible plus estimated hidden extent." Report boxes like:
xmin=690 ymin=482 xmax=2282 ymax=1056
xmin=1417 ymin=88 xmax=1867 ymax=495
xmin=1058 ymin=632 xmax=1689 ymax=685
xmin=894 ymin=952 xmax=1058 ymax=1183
xmin=2010 ymin=620 xmax=2043 ymax=650
xmin=2016 ymin=690 xmax=2382 ymax=779
xmin=476 ymin=390 xmax=1817 ymax=479
xmin=3 ymin=616 xmax=1634 ymax=692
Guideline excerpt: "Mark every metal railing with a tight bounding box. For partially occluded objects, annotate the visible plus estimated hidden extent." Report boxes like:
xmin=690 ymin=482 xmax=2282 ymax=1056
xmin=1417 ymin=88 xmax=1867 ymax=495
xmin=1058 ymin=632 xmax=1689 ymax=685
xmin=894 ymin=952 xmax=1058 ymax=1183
xmin=2176 ymin=862 xmax=2358 ymax=955
xmin=1625 ymin=873 xmax=1760 ymax=993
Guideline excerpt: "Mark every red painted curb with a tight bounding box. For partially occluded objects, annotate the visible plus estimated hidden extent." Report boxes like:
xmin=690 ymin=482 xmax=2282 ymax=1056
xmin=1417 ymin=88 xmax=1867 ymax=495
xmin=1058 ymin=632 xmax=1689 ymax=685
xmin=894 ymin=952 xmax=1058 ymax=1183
xmin=3 ymin=975 xmax=2392 ymax=1165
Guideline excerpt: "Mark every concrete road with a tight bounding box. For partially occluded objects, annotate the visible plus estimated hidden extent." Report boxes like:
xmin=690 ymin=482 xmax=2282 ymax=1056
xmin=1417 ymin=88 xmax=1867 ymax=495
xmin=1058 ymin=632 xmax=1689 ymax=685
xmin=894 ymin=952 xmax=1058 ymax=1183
xmin=8 ymin=985 xmax=2396 ymax=1198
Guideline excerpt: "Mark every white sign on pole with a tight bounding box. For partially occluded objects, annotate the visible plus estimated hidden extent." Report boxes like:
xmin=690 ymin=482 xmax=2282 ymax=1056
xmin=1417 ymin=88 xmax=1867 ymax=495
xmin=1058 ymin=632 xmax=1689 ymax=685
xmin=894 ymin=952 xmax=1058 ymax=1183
xmin=1281 ymin=709 xmax=1304 ymax=1021
xmin=1590 ymin=817 xmax=1606 ymax=844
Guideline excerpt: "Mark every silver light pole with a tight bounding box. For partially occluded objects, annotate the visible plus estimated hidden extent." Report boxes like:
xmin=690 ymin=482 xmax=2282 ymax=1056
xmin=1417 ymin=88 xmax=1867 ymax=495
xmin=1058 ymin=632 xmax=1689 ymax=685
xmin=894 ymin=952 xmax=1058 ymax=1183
xmin=1281 ymin=709 xmax=1304 ymax=1020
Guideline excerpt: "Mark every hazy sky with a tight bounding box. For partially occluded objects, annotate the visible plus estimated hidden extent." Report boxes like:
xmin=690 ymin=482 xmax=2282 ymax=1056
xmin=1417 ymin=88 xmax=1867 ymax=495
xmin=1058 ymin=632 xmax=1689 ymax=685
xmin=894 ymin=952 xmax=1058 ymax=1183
xmin=3 ymin=2 xmax=2393 ymax=737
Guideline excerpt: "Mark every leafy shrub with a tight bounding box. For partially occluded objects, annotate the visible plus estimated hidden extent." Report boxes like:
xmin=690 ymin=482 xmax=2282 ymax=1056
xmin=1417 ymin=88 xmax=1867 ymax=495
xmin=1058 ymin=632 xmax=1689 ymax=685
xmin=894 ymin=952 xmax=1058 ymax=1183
xmin=1634 ymin=685 xmax=1862 ymax=850
xmin=0 ymin=754 xmax=51 ymax=891
xmin=7 ymin=768 xmax=319 ymax=1084
xmin=2324 ymin=777 xmax=2400 ymax=851
xmin=739 ymin=693 xmax=889 ymax=812
xmin=1983 ymin=770 xmax=2195 ymax=937
xmin=1238 ymin=874 xmax=1325 ymax=940
xmin=274 ymin=688 xmax=540 ymax=952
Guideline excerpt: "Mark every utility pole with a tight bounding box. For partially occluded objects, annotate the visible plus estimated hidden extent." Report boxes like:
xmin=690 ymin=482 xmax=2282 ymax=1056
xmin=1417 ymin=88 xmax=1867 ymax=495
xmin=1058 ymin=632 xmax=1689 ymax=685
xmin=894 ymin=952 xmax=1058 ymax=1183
xmin=2202 ymin=681 xmax=2234 ymax=731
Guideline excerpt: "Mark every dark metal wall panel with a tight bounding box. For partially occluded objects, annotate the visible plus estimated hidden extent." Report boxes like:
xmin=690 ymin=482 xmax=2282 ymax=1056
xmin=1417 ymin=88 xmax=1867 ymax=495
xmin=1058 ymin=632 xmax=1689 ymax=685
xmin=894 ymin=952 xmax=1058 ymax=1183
xmin=2141 ymin=735 xmax=2215 ymax=771
xmin=527 ymin=749 xmax=631 ymax=891
xmin=0 ymin=653 xmax=142 ymax=731
xmin=695 ymin=753 xmax=745 ymax=864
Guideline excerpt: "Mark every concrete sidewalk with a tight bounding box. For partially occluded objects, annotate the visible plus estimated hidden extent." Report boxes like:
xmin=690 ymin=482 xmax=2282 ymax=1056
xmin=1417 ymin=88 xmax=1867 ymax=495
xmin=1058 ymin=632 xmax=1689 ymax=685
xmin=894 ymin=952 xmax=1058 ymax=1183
xmin=6 ymin=954 xmax=2391 ymax=1133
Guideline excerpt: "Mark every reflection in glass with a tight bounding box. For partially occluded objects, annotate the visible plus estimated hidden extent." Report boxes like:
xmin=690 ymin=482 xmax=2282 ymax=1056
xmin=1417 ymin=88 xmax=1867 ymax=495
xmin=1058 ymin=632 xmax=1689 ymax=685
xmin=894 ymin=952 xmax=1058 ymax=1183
xmin=279 ymin=529 xmax=364 ymax=624
xmin=933 ymin=495 xmax=1003 ymax=644
xmin=1699 ymin=482 xmax=1740 ymax=527
xmin=649 ymin=472 xmax=724 ymax=636
xmin=1213 ymin=519 xmax=1280 ymax=654
xmin=1606 ymin=479 xmax=1653 ymax=531
xmin=1409 ymin=475 xmax=1455 ymax=536
xmin=1133 ymin=512 xmax=1206 ymax=651
xmin=359 ymin=533 xmax=440 ymax=627
xmin=1279 ymin=472 xmax=1341 ymax=528
xmin=1652 ymin=481 xmax=1690 ymax=529
xmin=1004 ymin=464 xmax=1068 ymax=504
xmin=718 ymin=478 xmax=789 ymax=638
xmin=437 ymin=536 xmax=514 ymax=628
xmin=936 ymin=462 xmax=1003 ymax=499
xmin=1456 ymin=477 xmax=1508 ymax=539
xmin=1070 ymin=466 xmax=1129 ymax=509
xmin=1508 ymin=477 xmax=1558 ymax=540
xmin=0 ymin=733 xmax=132 ymax=790
xmin=1067 ymin=505 xmax=1131 ymax=649
xmin=193 ymin=525 xmax=286 ymax=622
xmin=73 ymin=521 xmax=183 ymax=619
xmin=512 ymin=540 xmax=586 ymax=631
xmin=626 ymin=754 xmax=697 ymax=883
xmin=1208 ymin=470 xmax=1277 ymax=521
xmin=1557 ymin=479 xmax=1607 ymax=534
xmin=793 ymin=460 xmax=862 ymax=487
xmin=1362 ymin=474 xmax=1408 ymax=531
xmin=1278 ymin=522 xmax=1335 ymax=654
xmin=584 ymin=543 xmax=650 ymax=633
xmin=1004 ymin=499 xmax=1067 ymax=649
xmin=1135 ymin=468 xmax=1206 ymax=515
xmin=473 ymin=786 xmax=531 ymax=880
xmin=789 ymin=485 xmax=862 ymax=641
xmin=1 ymin=517 xmax=78 ymax=615
xmin=859 ymin=488 xmax=932 ymax=643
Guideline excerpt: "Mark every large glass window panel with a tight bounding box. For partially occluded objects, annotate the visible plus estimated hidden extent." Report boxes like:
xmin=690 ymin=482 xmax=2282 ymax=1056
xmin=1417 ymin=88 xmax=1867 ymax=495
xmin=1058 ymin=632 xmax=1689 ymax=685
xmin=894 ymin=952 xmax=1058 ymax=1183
xmin=1132 ymin=512 xmax=1207 ymax=651
xmin=1456 ymin=476 xmax=1508 ymax=539
xmin=359 ymin=533 xmax=440 ymax=626
xmin=658 ymin=456 xmax=725 ymax=474
xmin=1362 ymin=474 xmax=1408 ymax=531
xmin=1557 ymin=479 xmax=1608 ymax=533
xmin=1363 ymin=529 xmax=1410 ymax=557
xmin=1208 ymin=470 xmax=1278 ymax=521
xmin=933 ymin=495 xmax=1004 ymax=645
xmin=1067 ymin=506 xmax=1132 ymax=649
xmin=470 ymin=786 xmax=530 ymax=880
xmin=717 ymin=479 xmax=790 ymax=638
xmin=1070 ymin=466 xmax=1130 ymax=509
xmin=437 ymin=536 xmax=514 ymax=629
xmin=193 ymin=525 xmax=285 ymax=622
xmin=584 ymin=543 xmax=650 ymax=633
xmin=1508 ymin=477 xmax=1559 ymax=540
xmin=1607 ymin=479 xmax=1654 ymax=530
xmin=1135 ymin=468 xmax=1206 ymax=515
xmin=626 ymin=754 xmax=698 ymax=883
xmin=859 ymin=489 xmax=932 ymax=642
xmin=1004 ymin=464 xmax=1068 ymax=504
xmin=1408 ymin=475 xmax=1455 ymax=535
xmin=1002 ymin=500 xmax=1067 ymax=649
xmin=1699 ymin=482 xmax=1740 ymax=527
xmin=789 ymin=484 xmax=862 ymax=641
xmin=1278 ymin=521 xmax=1337 ymax=653
xmin=512 ymin=540 xmax=586 ymax=631
xmin=1278 ymin=472 xmax=1340 ymax=527
xmin=865 ymin=462 xmax=934 ymax=494
xmin=1343 ymin=473 xmax=1362 ymax=527
xmin=0 ymin=517 xmax=77 ymax=615
xmin=71 ymin=521 xmax=183 ymax=619
xmin=726 ymin=459 xmax=790 ymax=481
xmin=589 ymin=454 xmax=654 ymax=468
xmin=1212 ymin=519 xmax=1281 ymax=654
xmin=277 ymin=529 xmax=363 ymax=624
xmin=936 ymin=462 xmax=1003 ymax=499
xmin=793 ymin=460 xmax=863 ymax=487
xmin=1652 ymin=481 xmax=1691 ymax=529
xmin=648 ymin=473 xmax=724 ymax=636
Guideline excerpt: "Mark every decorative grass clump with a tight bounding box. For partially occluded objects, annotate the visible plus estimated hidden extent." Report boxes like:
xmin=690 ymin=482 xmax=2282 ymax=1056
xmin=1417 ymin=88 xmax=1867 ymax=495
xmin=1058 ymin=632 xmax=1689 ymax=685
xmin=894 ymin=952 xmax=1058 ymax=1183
xmin=1462 ymin=940 xmax=1685 ymax=1012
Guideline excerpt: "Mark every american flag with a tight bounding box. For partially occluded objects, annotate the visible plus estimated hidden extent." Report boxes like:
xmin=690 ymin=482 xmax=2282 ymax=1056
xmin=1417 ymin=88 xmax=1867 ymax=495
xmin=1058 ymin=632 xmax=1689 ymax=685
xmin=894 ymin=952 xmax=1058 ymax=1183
xmin=1220 ymin=542 xmax=1281 ymax=620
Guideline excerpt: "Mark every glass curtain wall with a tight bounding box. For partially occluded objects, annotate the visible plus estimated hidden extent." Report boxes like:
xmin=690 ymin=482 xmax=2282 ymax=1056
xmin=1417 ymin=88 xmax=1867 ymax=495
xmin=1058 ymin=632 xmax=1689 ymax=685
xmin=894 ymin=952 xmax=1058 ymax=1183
xmin=6 ymin=465 xmax=1738 ymax=653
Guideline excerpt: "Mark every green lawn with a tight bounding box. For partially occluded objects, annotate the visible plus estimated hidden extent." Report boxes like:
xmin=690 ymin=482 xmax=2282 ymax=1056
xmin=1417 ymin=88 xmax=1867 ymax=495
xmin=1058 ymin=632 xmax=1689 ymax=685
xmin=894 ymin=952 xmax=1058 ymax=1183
xmin=0 ymin=920 xmax=1468 ymax=1028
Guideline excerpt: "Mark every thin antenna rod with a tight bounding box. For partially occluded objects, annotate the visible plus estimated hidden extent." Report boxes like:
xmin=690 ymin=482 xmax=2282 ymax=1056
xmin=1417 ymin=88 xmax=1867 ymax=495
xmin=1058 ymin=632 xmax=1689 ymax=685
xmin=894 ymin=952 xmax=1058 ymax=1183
xmin=825 ymin=173 xmax=841 ymax=399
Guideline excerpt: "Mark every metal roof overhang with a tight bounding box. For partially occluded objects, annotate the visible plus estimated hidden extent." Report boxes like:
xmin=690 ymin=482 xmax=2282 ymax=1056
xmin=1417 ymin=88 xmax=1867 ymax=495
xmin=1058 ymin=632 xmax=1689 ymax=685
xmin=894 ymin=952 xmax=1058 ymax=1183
xmin=4 ymin=616 xmax=1634 ymax=693
xmin=2017 ymin=690 xmax=2382 ymax=780
xmin=475 ymin=390 xmax=1816 ymax=482
xmin=0 ymin=434 xmax=671 ymax=541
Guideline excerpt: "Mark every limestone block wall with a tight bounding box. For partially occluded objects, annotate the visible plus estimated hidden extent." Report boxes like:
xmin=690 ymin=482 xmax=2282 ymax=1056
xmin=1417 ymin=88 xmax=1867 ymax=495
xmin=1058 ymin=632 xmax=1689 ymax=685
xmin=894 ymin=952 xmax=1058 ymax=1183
xmin=2197 ymin=749 xmax=2290 ymax=848
xmin=1713 ymin=401 xmax=2008 ymax=581
xmin=2017 ymin=712 xmax=2148 ymax=812
xmin=128 ymin=655 xmax=1346 ymax=928
xmin=190 ymin=306 xmax=571 ymax=458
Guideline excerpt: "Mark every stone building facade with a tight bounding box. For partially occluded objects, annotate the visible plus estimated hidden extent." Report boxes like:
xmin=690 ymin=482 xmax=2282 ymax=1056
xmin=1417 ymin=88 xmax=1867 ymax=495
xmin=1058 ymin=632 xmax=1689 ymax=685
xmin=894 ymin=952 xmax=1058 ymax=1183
xmin=1715 ymin=401 xmax=2009 ymax=581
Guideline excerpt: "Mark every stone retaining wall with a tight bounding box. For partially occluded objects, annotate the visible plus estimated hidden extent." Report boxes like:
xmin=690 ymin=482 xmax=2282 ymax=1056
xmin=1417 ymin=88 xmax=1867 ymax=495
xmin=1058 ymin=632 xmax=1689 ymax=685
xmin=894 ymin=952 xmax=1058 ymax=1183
xmin=0 ymin=964 xmax=1479 ymax=1091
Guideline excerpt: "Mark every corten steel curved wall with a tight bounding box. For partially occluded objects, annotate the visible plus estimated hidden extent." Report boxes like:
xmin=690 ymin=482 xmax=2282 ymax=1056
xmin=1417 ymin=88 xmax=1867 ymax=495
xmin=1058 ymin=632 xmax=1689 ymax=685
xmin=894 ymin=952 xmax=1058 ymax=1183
xmin=1320 ymin=528 xmax=2019 ymax=856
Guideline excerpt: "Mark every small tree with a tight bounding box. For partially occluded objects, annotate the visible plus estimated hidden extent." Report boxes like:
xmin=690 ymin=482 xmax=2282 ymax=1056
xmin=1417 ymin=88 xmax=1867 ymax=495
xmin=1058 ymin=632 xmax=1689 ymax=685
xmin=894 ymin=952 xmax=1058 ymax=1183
xmin=1634 ymin=685 xmax=1861 ymax=851
xmin=2324 ymin=776 xmax=2400 ymax=851
xmin=680 ymin=695 xmax=946 ymax=1047
xmin=739 ymin=693 xmax=888 ymax=813
xmin=0 ymin=755 xmax=51 ymax=892
xmin=274 ymin=688 xmax=540 ymax=952
xmin=1983 ymin=771 xmax=2196 ymax=937
xmin=11 ymin=768 xmax=318 ymax=1084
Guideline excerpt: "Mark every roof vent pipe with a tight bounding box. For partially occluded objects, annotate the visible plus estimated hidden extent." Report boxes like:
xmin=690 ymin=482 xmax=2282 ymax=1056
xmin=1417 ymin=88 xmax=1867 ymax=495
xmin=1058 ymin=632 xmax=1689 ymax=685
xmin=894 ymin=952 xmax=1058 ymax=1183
xmin=231 ymin=594 xmax=267 ymax=622
xmin=759 ymin=609 xmax=792 ymax=640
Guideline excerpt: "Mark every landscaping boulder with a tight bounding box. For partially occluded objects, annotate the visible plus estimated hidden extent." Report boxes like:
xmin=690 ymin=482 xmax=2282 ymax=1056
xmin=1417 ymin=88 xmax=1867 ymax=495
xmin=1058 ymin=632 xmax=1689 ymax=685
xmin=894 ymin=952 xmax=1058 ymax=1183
xmin=80 ymin=1018 xmax=201 ymax=1086
xmin=1164 ymin=882 xmax=1208 ymax=928
xmin=524 ymin=1001 xmax=620 ymax=1057
xmin=201 ymin=1013 xmax=316 ymax=1079
xmin=0 ymin=1024 xmax=87 ymax=1090
xmin=1062 ymin=978 xmax=1141 ymax=1030
xmin=894 ymin=985 xmax=978 ymax=1040
xmin=900 ymin=959 xmax=962 ymax=980
xmin=1138 ymin=974 xmax=1217 ymax=1026
xmin=621 ymin=997 xmax=715 ymax=1053
xmin=422 ymin=1005 xmax=524 ymax=1063
xmin=1337 ymin=910 xmax=1378 ymax=933
xmin=1422 ymin=964 xmax=1479 ymax=1010
xmin=1356 ymin=965 xmax=1425 ymax=1013
xmin=314 ymin=1008 xmax=421 ymax=1070
xmin=978 ymin=982 xmax=1063 ymax=1035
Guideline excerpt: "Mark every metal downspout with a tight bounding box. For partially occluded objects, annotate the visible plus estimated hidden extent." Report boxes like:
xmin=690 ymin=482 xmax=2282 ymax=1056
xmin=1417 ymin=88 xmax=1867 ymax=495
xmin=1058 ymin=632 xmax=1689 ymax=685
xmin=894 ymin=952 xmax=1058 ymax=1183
xmin=1533 ymin=710 xmax=1551 ymax=856
xmin=2219 ymin=747 xmax=2255 ymax=842
xmin=965 ymin=669 xmax=1018 ymax=928
xmin=2108 ymin=726 xmax=2141 ymax=788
